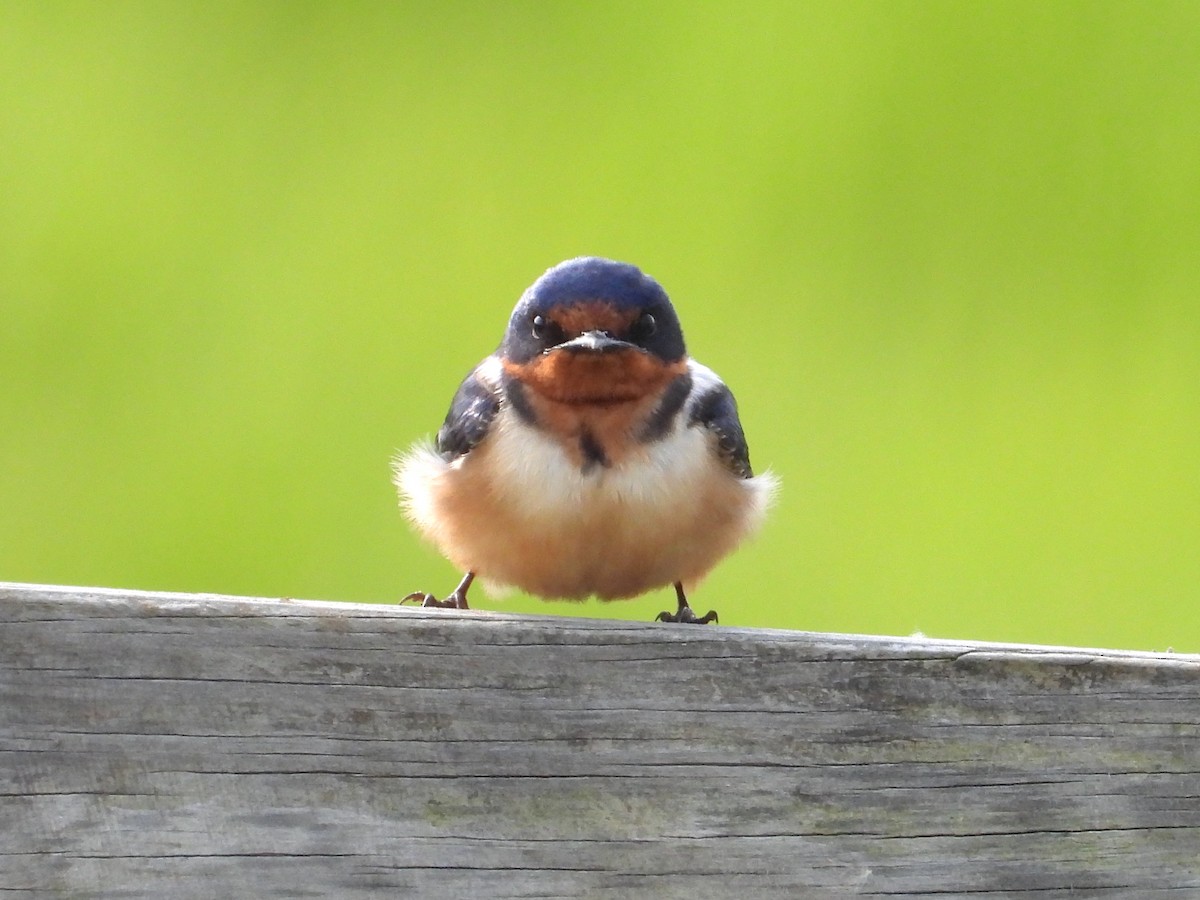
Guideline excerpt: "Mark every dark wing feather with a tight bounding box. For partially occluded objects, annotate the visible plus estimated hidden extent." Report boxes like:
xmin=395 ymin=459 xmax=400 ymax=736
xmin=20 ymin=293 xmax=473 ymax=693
xmin=689 ymin=381 xmax=754 ymax=479
xmin=435 ymin=362 xmax=502 ymax=461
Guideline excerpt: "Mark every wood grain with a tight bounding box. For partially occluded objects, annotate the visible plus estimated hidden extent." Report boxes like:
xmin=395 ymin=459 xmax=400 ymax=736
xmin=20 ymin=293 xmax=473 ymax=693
xmin=2 ymin=582 xmax=1199 ymax=898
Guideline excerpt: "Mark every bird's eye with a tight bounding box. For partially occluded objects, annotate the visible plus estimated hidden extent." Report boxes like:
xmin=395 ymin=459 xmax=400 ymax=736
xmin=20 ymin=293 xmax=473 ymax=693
xmin=531 ymin=314 xmax=564 ymax=345
xmin=631 ymin=312 xmax=657 ymax=342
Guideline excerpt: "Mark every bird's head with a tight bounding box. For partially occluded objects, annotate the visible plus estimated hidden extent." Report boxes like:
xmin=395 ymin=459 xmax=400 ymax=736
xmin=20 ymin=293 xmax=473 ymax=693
xmin=500 ymin=257 xmax=687 ymax=405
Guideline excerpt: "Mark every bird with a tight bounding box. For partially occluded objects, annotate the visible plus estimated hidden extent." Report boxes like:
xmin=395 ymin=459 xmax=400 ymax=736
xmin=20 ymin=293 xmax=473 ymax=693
xmin=393 ymin=256 xmax=777 ymax=624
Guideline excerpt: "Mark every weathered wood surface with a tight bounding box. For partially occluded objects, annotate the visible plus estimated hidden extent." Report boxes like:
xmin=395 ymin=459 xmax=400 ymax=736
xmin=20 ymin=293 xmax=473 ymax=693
xmin=2 ymin=582 xmax=1199 ymax=898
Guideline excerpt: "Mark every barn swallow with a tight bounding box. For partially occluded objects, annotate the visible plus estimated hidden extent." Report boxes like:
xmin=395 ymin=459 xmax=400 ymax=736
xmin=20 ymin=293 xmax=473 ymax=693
xmin=394 ymin=257 xmax=777 ymax=623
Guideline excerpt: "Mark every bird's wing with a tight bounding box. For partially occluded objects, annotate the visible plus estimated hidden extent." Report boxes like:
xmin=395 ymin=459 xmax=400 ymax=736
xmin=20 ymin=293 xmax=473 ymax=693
xmin=435 ymin=359 xmax=503 ymax=461
xmin=687 ymin=365 xmax=754 ymax=479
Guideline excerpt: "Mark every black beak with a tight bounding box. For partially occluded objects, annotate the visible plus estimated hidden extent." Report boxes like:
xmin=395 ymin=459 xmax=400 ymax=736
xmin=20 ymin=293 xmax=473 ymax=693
xmin=557 ymin=330 xmax=633 ymax=354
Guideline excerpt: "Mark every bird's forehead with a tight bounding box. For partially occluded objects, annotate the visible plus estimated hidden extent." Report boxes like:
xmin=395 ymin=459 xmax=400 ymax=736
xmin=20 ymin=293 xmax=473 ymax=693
xmin=543 ymin=300 xmax=641 ymax=335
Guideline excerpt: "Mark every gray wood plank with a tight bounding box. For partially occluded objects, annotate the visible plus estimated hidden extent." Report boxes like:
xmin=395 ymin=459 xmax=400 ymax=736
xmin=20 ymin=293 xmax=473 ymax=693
xmin=2 ymin=582 xmax=1198 ymax=898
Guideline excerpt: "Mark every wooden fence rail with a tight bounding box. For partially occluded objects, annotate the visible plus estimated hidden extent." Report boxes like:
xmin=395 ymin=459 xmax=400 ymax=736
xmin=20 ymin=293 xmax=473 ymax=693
xmin=2 ymin=582 xmax=1199 ymax=898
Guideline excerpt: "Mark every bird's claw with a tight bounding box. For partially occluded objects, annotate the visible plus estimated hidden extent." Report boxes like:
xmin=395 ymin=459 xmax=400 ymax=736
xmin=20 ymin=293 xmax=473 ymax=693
xmin=400 ymin=572 xmax=475 ymax=610
xmin=655 ymin=605 xmax=718 ymax=625
xmin=400 ymin=590 xmax=468 ymax=610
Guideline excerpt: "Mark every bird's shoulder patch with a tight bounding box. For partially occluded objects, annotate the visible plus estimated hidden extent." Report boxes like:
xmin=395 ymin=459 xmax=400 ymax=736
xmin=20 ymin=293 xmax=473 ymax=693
xmin=687 ymin=362 xmax=753 ymax=479
xmin=435 ymin=357 xmax=503 ymax=461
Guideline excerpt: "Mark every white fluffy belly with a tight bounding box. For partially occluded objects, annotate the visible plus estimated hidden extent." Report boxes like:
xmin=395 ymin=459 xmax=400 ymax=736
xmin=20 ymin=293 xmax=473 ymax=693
xmin=397 ymin=411 xmax=775 ymax=600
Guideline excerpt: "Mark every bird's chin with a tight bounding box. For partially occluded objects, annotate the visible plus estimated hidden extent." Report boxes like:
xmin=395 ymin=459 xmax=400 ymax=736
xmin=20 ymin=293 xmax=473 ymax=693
xmin=521 ymin=345 xmax=666 ymax=406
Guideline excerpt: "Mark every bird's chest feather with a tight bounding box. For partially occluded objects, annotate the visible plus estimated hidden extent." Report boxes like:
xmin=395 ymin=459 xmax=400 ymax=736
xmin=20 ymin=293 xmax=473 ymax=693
xmin=519 ymin=393 xmax=659 ymax=473
xmin=475 ymin=402 xmax=718 ymax=526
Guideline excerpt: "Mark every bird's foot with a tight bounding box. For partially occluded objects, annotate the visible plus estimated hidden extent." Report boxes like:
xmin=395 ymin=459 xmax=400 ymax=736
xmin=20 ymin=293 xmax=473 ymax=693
xmin=400 ymin=590 xmax=469 ymax=609
xmin=655 ymin=582 xmax=718 ymax=624
xmin=400 ymin=572 xmax=475 ymax=610
xmin=655 ymin=605 xmax=718 ymax=624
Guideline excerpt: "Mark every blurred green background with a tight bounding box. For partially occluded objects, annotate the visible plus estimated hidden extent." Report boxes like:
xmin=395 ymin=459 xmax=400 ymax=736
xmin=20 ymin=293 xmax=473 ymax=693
xmin=2 ymin=2 xmax=1198 ymax=651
